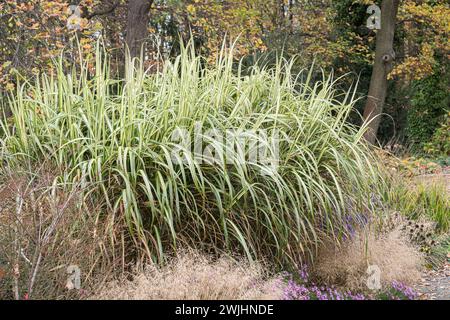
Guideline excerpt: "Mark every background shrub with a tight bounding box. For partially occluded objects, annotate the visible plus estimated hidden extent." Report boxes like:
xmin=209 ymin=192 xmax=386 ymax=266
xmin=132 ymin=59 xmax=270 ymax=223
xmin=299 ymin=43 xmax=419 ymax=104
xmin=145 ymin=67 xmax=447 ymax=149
xmin=405 ymin=70 xmax=449 ymax=154
xmin=424 ymin=111 xmax=450 ymax=158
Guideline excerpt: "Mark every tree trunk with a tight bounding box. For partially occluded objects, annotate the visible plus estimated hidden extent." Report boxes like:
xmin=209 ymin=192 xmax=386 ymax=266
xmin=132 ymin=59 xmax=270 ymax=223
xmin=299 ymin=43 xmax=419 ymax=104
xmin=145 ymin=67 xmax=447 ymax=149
xmin=125 ymin=0 xmax=153 ymax=60
xmin=363 ymin=0 xmax=400 ymax=144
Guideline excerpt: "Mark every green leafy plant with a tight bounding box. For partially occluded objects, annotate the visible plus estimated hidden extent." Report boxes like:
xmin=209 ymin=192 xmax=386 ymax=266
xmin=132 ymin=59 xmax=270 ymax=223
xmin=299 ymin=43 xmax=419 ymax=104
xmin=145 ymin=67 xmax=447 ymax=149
xmin=406 ymin=71 xmax=450 ymax=154
xmin=424 ymin=111 xmax=450 ymax=158
xmin=386 ymin=180 xmax=449 ymax=233
xmin=0 ymin=41 xmax=384 ymax=268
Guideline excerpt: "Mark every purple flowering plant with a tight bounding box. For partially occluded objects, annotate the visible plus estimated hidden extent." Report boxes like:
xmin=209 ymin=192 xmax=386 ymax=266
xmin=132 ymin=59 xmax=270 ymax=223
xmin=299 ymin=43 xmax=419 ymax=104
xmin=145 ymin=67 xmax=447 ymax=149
xmin=377 ymin=281 xmax=419 ymax=300
xmin=281 ymin=265 xmax=417 ymax=301
xmin=281 ymin=265 xmax=366 ymax=300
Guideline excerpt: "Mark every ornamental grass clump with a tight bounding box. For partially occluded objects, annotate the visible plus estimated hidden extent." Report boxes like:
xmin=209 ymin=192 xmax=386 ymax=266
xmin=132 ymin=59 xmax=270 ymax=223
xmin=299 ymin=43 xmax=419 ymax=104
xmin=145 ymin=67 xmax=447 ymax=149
xmin=0 ymin=41 xmax=384 ymax=268
xmin=94 ymin=250 xmax=284 ymax=300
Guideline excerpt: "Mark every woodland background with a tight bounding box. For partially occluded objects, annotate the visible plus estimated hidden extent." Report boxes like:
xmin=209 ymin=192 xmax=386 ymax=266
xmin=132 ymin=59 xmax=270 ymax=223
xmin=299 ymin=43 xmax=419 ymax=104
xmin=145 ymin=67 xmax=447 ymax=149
xmin=1 ymin=0 xmax=449 ymax=155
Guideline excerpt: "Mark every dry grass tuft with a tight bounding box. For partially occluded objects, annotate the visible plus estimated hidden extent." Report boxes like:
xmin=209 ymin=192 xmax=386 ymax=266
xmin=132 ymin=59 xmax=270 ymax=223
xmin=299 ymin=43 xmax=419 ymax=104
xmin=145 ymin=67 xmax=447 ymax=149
xmin=312 ymin=224 xmax=424 ymax=292
xmin=0 ymin=167 xmax=121 ymax=300
xmin=94 ymin=250 xmax=284 ymax=300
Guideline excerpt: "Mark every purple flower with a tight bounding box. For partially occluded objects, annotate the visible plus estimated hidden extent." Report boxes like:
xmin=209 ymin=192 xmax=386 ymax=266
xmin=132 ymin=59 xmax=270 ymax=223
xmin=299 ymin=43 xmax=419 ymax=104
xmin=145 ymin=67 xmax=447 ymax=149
xmin=389 ymin=281 xmax=418 ymax=300
xmin=281 ymin=267 xmax=367 ymax=300
xmin=298 ymin=264 xmax=309 ymax=282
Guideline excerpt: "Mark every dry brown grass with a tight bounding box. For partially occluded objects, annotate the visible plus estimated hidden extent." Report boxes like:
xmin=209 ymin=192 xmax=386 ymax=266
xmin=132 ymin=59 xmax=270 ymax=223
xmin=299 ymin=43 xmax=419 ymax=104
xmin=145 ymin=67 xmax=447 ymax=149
xmin=0 ymin=167 xmax=122 ymax=300
xmin=94 ymin=250 xmax=284 ymax=300
xmin=312 ymin=223 xmax=425 ymax=292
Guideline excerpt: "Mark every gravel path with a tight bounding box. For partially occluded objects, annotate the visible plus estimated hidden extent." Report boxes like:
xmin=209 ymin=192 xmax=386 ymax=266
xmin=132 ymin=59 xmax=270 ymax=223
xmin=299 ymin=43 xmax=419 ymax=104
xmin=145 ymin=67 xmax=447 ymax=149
xmin=416 ymin=262 xmax=450 ymax=300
